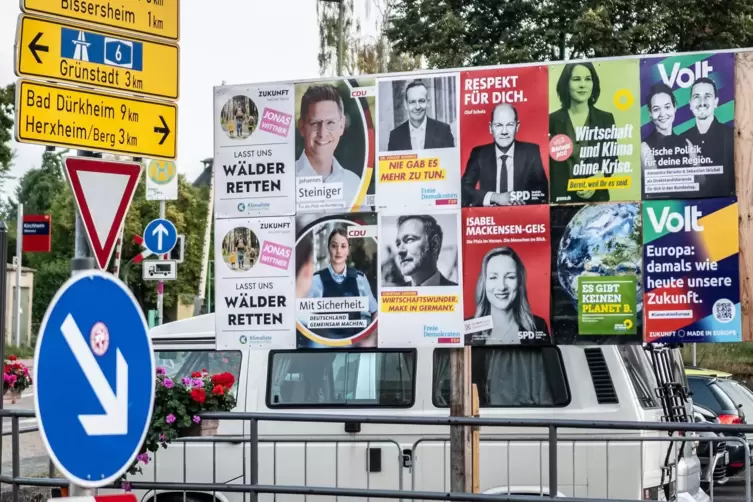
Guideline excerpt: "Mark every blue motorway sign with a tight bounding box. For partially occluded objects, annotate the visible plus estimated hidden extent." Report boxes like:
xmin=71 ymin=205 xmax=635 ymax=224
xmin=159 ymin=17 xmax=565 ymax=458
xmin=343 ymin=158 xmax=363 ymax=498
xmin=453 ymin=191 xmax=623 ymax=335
xmin=34 ymin=270 xmax=155 ymax=488
xmin=143 ymin=218 xmax=177 ymax=255
xmin=61 ymin=27 xmax=144 ymax=70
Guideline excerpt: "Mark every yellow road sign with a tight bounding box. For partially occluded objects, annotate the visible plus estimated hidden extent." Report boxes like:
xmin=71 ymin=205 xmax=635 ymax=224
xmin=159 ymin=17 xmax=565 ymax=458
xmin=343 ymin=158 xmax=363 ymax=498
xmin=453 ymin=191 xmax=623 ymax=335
xmin=15 ymin=15 xmax=179 ymax=100
xmin=16 ymin=79 xmax=177 ymax=159
xmin=21 ymin=0 xmax=179 ymax=41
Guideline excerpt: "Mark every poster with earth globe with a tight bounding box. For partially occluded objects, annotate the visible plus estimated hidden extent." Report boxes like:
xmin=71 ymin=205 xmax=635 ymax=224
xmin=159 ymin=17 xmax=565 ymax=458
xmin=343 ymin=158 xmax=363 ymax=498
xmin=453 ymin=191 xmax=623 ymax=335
xmin=551 ymin=202 xmax=644 ymax=344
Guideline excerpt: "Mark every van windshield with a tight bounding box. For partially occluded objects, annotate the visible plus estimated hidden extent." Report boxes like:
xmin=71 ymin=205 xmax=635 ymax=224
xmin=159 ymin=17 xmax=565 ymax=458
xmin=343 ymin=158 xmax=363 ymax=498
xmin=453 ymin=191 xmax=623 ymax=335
xmin=267 ymin=350 xmax=416 ymax=407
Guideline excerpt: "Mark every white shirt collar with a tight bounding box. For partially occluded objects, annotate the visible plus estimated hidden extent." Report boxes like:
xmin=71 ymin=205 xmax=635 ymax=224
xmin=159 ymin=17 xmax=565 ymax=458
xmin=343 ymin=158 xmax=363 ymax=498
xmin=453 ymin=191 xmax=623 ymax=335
xmin=495 ymin=142 xmax=515 ymax=159
xmin=296 ymin=151 xmax=344 ymax=182
xmin=409 ymin=116 xmax=428 ymax=133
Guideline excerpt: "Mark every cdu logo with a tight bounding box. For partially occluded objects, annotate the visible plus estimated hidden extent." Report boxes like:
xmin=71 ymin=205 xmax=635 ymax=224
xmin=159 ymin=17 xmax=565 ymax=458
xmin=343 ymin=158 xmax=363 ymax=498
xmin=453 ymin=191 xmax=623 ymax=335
xmin=148 ymin=160 xmax=177 ymax=185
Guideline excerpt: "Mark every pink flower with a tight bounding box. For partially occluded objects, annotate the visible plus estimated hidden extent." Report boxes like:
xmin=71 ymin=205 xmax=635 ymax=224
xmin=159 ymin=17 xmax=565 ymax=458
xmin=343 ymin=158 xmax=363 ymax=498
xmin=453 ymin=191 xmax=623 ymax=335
xmin=156 ymin=367 xmax=166 ymax=375
xmin=159 ymin=433 xmax=166 ymax=442
xmin=192 ymin=415 xmax=201 ymax=424
xmin=136 ymin=453 xmax=150 ymax=464
xmin=162 ymin=378 xmax=174 ymax=389
xmin=166 ymin=414 xmax=176 ymax=424
xmin=122 ymin=481 xmax=132 ymax=492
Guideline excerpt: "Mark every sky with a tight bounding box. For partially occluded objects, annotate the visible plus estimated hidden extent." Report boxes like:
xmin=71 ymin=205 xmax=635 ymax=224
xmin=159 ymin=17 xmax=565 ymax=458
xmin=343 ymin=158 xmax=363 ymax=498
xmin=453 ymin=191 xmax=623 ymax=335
xmin=0 ymin=1 xmax=321 ymax=198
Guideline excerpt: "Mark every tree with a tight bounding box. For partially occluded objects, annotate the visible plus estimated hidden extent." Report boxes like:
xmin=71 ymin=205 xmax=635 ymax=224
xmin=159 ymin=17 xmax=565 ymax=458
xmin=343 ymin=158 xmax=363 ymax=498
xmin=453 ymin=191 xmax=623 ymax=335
xmin=9 ymin=150 xmax=211 ymax=336
xmin=317 ymin=0 xmax=421 ymax=76
xmin=0 ymin=84 xmax=15 ymax=171
xmin=0 ymin=84 xmax=16 ymax=188
xmin=385 ymin=0 xmax=753 ymax=67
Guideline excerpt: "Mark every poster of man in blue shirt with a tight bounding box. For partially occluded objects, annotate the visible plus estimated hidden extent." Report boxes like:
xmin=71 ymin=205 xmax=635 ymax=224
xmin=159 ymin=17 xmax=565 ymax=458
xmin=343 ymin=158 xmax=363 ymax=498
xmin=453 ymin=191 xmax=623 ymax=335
xmin=295 ymin=213 xmax=379 ymax=348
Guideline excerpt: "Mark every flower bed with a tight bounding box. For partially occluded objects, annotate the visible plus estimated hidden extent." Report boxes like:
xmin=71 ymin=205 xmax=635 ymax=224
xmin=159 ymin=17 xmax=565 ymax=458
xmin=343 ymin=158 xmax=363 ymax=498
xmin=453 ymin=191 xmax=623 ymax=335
xmin=4 ymin=355 xmax=32 ymax=396
xmin=121 ymin=367 xmax=237 ymax=490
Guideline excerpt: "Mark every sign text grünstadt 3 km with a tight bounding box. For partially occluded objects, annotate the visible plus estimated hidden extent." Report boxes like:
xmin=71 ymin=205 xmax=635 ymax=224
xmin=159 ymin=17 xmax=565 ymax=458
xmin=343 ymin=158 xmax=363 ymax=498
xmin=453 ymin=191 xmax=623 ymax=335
xmin=15 ymin=15 xmax=179 ymax=100
xmin=15 ymin=79 xmax=177 ymax=159
xmin=21 ymin=0 xmax=180 ymax=41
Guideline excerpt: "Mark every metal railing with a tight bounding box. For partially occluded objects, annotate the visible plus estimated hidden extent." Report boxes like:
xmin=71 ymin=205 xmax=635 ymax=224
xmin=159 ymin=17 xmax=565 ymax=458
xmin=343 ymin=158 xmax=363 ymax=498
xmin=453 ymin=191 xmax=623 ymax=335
xmin=1 ymin=409 xmax=752 ymax=502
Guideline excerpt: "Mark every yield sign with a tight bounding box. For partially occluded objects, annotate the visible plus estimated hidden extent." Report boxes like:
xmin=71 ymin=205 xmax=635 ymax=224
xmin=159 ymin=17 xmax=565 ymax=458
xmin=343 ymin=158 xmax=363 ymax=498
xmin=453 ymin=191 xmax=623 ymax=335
xmin=63 ymin=157 xmax=142 ymax=270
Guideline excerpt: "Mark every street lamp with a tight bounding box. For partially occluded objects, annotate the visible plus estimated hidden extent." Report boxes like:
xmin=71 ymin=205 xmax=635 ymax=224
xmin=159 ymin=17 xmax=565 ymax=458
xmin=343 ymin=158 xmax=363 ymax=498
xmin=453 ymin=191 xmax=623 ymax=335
xmin=319 ymin=0 xmax=344 ymax=76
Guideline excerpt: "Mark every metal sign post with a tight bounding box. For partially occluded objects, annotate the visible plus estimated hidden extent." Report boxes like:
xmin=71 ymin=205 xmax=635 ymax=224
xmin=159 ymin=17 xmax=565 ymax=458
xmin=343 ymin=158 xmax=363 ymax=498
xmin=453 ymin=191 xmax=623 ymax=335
xmin=34 ymin=270 xmax=155 ymax=491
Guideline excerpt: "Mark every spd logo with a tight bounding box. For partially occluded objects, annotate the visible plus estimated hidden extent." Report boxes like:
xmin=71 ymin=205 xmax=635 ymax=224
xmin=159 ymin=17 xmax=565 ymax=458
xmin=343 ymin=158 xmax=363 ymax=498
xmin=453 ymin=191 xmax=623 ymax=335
xmin=148 ymin=160 xmax=177 ymax=185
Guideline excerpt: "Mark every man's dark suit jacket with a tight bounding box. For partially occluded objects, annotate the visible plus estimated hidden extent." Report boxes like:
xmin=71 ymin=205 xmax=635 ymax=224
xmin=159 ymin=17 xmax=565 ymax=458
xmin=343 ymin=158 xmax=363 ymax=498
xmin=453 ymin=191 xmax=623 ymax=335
xmin=548 ymin=106 xmax=616 ymax=203
xmin=400 ymin=273 xmax=457 ymax=287
xmin=461 ymin=141 xmax=549 ymax=207
xmin=387 ymin=117 xmax=455 ymax=151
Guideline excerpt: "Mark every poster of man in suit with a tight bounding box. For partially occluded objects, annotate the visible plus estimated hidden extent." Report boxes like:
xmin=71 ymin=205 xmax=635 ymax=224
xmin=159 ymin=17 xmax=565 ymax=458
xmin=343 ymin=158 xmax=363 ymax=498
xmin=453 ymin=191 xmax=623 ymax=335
xmin=377 ymin=210 xmax=464 ymax=348
xmin=460 ymin=66 xmax=550 ymax=207
xmin=376 ymin=74 xmax=461 ymax=212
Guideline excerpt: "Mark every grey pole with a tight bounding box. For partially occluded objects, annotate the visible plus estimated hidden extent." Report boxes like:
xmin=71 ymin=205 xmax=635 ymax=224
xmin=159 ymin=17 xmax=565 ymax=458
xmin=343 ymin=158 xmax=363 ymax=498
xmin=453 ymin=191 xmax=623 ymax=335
xmin=71 ymin=151 xmax=98 ymax=276
xmin=67 ymin=150 xmax=98 ymax=496
xmin=13 ymin=203 xmax=22 ymax=346
xmin=0 ymin=220 xmax=7 ymax=482
xmin=156 ymin=200 xmax=166 ymax=325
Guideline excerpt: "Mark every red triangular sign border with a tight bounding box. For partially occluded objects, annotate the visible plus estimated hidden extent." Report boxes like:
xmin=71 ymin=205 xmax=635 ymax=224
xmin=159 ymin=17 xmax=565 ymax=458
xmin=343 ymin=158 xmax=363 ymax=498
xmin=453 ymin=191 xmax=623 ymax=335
xmin=63 ymin=157 xmax=143 ymax=270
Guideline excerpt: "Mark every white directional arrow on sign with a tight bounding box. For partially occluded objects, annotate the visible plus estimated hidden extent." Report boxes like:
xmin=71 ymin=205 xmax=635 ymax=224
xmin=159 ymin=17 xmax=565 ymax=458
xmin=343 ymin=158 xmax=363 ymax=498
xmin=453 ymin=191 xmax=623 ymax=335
xmin=152 ymin=223 xmax=168 ymax=251
xmin=60 ymin=314 xmax=129 ymax=436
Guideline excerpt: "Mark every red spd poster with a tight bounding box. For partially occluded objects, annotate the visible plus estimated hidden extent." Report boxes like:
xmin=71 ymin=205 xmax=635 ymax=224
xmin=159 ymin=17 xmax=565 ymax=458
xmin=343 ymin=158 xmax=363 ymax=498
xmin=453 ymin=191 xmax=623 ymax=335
xmin=460 ymin=66 xmax=550 ymax=207
xmin=462 ymin=205 xmax=551 ymax=345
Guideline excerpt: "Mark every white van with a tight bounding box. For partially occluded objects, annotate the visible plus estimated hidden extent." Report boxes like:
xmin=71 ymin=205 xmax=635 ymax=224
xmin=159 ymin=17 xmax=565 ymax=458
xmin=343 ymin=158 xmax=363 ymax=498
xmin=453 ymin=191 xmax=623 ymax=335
xmin=121 ymin=314 xmax=707 ymax=502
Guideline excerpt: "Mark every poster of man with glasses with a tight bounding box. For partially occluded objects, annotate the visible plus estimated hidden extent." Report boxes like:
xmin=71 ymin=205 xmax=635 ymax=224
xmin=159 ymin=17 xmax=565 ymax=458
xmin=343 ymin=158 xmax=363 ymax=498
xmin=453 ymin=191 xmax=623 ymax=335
xmin=295 ymin=80 xmax=377 ymax=213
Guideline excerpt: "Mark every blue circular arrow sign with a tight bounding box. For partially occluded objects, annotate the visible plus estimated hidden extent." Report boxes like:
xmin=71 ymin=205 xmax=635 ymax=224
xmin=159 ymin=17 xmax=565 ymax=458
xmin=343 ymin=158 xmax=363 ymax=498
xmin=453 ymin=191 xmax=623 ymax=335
xmin=34 ymin=270 xmax=155 ymax=488
xmin=143 ymin=218 xmax=177 ymax=255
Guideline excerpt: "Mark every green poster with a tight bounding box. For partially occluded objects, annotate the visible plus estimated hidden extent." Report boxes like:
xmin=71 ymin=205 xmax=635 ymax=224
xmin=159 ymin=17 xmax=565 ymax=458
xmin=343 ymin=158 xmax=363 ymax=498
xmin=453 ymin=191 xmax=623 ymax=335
xmin=548 ymin=59 xmax=642 ymax=203
xmin=577 ymin=276 xmax=637 ymax=335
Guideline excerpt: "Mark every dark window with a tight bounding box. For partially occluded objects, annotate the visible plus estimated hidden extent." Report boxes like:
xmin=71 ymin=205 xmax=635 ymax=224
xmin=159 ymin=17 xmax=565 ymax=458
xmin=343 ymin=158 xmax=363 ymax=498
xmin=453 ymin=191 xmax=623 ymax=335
xmin=267 ymin=350 xmax=416 ymax=408
xmin=688 ymin=378 xmax=737 ymax=414
xmin=433 ymin=346 xmax=570 ymax=408
xmin=154 ymin=350 xmax=243 ymax=395
xmin=617 ymin=345 xmax=659 ymax=409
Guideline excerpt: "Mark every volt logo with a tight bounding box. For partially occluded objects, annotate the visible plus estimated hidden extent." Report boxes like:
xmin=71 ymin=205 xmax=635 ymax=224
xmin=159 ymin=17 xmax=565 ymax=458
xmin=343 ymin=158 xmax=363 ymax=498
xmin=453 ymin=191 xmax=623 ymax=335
xmin=647 ymin=206 xmax=704 ymax=233
xmin=658 ymin=60 xmax=713 ymax=89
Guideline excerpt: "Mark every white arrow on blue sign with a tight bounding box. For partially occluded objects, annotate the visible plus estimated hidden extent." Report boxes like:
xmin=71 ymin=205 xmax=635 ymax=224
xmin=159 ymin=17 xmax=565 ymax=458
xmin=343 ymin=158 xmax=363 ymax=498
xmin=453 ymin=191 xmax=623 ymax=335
xmin=143 ymin=218 xmax=177 ymax=255
xmin=34 ymin=270 xmax=155 ymax=488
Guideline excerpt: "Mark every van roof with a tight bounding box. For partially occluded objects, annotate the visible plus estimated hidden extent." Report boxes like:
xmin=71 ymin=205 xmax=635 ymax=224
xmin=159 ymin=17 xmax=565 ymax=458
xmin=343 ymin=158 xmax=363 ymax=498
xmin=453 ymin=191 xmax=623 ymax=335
xmin=685 ymin=366 xmax=732 ymax=378
xmin=150 ymin=313 xmax=215 ymax=339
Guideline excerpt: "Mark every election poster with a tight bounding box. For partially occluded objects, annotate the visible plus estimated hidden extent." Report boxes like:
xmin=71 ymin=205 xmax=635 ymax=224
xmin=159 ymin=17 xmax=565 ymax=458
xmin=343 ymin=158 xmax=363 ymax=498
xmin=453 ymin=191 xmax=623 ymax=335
xmin=377 ymin=209 xmax=464 ymax=347
xmin=460 ymin=66 xmax=550 ymax=207
xmin=376 ymin=73 xmax=461 ymax=211
xmin=213 ymin=84 xmax=296 ymax=218
xmin=643 ymin=197 xmax=741 ymax=343
xmin=551 ymin=203 xmax=643 ymax=344
xmin=214 ymin=217 xmax=296 ymax=350
xmin=294 ymin=212 xmax=379 ymax=348
xmin=462 ymin=205 xmax=551 ymax=346
xmin=548 ymin=60 xmax=642 ymax=203
xmin=295 ymin=78 xmax=377 ymax=213
xmin=640 ymin=53 xmax=736 ymax=200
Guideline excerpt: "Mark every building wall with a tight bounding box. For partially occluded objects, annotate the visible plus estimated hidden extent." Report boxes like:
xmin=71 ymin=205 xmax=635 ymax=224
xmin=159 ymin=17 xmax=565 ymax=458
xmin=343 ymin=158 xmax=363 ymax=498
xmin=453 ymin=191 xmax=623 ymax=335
xmin=5 ymin=265 xmax=35 ymax=346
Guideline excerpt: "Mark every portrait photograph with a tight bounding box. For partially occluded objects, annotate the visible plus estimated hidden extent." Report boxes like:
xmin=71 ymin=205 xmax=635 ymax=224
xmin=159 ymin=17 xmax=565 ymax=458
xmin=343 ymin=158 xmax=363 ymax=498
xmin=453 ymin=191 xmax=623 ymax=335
xmin=377 ymin=75 xmax=459 ymax=153
xmin=294 ymin=212 xmax=379 ymax=348
xmin=379 ymin=211 xmax=460 ymax=288
xmin=295 ymin=79 xmax=376 ymax=212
